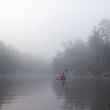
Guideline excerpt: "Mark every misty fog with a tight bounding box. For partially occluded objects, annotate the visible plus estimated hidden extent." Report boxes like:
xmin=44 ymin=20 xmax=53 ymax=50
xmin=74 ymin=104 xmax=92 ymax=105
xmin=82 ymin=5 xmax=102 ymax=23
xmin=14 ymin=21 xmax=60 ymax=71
xmin=0 ymin=0 xmax=110 ymax=110
xmin=0 ymin=0 xmax=110 ymax=59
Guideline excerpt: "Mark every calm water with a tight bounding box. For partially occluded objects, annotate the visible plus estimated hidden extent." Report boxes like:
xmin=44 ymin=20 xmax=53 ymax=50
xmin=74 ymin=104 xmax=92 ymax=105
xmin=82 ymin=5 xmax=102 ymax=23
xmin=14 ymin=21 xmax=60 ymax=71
xmin=0 ymin=77 xmax=110 ymax=110
xmin=0 ymin=78 xmax=63 ymax=110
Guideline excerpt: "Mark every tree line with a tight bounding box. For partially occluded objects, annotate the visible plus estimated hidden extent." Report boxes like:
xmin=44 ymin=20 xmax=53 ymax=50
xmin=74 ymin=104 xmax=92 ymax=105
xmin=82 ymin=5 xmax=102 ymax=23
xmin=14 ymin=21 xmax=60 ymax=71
xmin=53 ymin=19 xmax=110 ymax=77
xmin=0 ymin=41 xmax=49 ymax=76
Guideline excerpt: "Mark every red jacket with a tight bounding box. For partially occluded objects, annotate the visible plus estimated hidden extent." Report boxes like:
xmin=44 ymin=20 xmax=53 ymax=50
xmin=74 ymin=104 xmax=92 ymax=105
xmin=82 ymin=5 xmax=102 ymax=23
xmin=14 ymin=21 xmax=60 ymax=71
xmin=56 ymin=72 xmax=65 ymax=80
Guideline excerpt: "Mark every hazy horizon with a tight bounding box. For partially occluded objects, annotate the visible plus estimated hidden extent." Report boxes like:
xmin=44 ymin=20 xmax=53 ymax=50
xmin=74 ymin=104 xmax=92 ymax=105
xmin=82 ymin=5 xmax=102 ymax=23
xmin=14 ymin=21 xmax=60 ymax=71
xmin=0 ymin=0 xmax=110 ymax=59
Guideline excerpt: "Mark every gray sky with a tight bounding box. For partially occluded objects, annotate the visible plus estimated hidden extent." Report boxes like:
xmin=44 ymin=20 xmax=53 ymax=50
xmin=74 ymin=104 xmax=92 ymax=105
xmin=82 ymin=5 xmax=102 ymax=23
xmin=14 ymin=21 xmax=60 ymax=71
xmin=0 ymin=0 xmax=110 ymax=59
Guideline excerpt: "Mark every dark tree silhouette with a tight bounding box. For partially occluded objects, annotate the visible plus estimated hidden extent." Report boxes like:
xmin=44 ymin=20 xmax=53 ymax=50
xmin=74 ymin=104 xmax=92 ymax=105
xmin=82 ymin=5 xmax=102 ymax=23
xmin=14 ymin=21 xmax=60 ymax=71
xmin=53 ymin=19 xmax=110 ymax=110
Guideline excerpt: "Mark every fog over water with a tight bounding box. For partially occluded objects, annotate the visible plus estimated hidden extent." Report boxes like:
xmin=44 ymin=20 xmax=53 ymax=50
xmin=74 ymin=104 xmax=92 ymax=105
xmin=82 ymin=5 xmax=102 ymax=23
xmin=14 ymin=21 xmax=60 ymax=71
xmin=0 ymin=0 xmax=110 ymax=59
xmin=0 ymin=0 xmax=110 ymax=110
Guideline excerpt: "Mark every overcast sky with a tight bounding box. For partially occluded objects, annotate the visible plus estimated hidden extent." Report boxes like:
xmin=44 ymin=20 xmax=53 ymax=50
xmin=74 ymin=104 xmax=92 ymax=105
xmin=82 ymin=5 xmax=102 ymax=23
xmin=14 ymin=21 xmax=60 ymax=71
xmin=0 ymin=0 xmax=110 ymax=59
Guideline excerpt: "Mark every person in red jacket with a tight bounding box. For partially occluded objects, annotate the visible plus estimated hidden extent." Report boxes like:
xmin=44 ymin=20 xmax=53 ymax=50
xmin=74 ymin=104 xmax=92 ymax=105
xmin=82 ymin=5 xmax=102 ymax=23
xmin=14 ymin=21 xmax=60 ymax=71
xmin=56 ymin=71 xmax=66 ymax=86
xmin=56 ymin=72 xmax=65 ymax=80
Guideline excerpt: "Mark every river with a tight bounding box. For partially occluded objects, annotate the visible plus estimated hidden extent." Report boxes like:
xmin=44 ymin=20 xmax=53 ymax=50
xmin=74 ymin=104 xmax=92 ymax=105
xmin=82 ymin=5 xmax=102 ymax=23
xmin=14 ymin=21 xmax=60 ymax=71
xmin=0 ymin=77 xmax=110 ymax=110
xmin=0 ymin=78 xmax=64 ymax=110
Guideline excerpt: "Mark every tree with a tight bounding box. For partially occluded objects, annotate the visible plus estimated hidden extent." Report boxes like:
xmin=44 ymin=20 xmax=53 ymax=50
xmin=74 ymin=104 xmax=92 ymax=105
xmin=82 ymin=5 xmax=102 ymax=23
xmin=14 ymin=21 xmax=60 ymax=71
xmin=53 ymin=19 xmax=110 ymax=77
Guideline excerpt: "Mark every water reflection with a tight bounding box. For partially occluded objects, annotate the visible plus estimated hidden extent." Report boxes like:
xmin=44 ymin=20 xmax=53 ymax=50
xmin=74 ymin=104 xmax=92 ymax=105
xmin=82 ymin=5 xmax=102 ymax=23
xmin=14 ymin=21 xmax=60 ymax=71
xmin=0 ymin=78 xmax=16 ymax=109
xmin=54 ymin=78 xmax=110 ymax=110
xmin=0 ymin=77 xmax=63 ymax=110
xmin=1 ymin=76 xmax=110 ymax=110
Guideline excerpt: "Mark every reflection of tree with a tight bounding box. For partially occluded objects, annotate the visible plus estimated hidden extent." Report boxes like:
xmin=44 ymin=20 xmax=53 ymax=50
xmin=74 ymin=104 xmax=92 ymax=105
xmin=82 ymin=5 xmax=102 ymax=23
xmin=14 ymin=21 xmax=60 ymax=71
xmin=0 ymin=79 xmax=17 ymax=109
xmin=54 ymin=79 xmax=110 ymax=110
